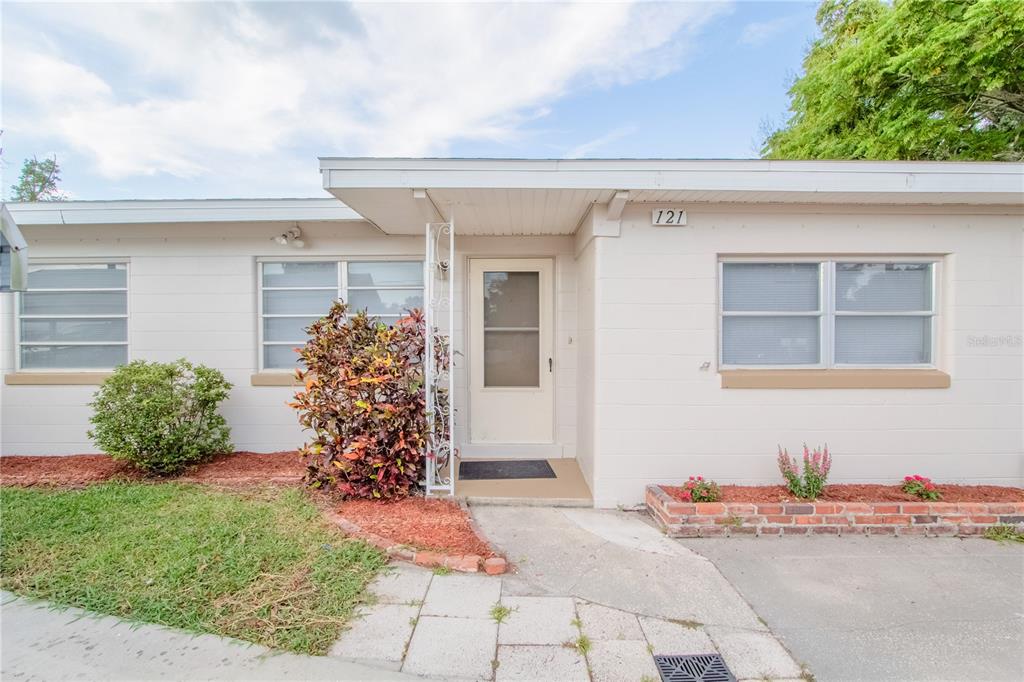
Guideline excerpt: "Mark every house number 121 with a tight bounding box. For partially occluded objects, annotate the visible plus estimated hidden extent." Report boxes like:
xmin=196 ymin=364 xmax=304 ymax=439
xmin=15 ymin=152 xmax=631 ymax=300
xmin=651 ymin=209 xmax=687 ymax=226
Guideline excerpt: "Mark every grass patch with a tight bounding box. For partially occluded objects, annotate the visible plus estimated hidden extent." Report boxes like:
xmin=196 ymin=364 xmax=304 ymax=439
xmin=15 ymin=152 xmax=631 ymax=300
xmin=0 ymin=482 xmax=386 ymax=654
xmin=983 ymin=524 xmax=1024 ymax=544
xmin=490 ymin=602 xmax=513 ymax=624
xmin=564 ymin=633 xmax=591 ymax=656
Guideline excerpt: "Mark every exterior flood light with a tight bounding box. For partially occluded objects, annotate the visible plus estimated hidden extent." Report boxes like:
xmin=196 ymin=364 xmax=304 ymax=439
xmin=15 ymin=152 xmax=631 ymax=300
xmin=272 ymin=226 xmax=304 ymax=249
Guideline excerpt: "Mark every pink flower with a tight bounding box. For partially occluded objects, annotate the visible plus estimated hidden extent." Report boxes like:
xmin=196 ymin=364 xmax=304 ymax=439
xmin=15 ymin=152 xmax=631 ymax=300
xmin=904 ymin=476 xmax=913 ymax=482
xmin=697 ymin=476 xmax=703 ymax=481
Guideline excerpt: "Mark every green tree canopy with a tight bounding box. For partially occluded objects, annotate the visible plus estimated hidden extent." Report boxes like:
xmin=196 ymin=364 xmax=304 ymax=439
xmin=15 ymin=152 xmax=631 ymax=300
xmin=764 ymin=0 xmax=1024 ymax=160
xmin=10 ymin=156 xmax=65 ymax=201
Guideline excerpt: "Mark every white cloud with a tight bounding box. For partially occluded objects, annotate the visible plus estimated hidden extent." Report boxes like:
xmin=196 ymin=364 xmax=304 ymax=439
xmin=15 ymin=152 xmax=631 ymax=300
xmin=565 ymin=126 xmax=638 ymax=159
xmin=739 ymin=16 xmax=798 ymax=47
xmin=3 ymin=2 xmax=729 ymax=196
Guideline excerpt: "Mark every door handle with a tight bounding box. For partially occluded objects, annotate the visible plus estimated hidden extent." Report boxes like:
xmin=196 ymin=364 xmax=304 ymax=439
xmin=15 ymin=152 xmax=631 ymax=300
xmin=548 ymin=357 xmax=553 ymax=373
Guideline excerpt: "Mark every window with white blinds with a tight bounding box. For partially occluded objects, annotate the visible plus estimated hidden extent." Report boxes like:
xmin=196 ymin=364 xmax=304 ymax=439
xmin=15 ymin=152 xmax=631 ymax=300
xmin=17 ymin=262 xmax=129 ymax=369
xmin=720 ymin=260 xmax=937 ymax=368
xmin=259 ymin=260 xmax=423 ymax=370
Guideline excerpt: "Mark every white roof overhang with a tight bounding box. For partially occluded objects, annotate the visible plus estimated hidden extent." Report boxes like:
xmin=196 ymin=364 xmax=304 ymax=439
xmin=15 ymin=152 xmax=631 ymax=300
xmin=7 ymin=198 xmax=363 ymax=226
xmin=1 ymin=203 xmax=29 ymax=291
xmin=319 ymin=158 xmax=1024 ymax=235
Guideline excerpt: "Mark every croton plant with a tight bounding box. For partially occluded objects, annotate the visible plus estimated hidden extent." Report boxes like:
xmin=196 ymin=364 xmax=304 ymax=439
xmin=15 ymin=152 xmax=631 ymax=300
xmin=290 ymin=301 xmax=448 ymax=500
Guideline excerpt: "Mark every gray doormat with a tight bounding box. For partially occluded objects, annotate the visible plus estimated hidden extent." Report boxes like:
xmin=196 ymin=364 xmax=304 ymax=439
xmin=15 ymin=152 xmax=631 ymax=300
xmin=459 ymin=459 xmax=556 ymax=480
xmin=653 ymin=654 xmax=736 ymax=682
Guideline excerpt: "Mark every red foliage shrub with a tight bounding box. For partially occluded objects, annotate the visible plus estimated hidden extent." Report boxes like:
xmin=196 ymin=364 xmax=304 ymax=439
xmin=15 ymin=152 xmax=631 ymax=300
xmin=291 ymin=302 xmax=444 ymax=499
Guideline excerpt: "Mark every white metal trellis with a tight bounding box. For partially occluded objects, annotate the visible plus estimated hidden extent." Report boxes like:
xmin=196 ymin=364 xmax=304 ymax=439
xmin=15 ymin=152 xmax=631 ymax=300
xmin=424 ymin=218 xmax=455 ymax=496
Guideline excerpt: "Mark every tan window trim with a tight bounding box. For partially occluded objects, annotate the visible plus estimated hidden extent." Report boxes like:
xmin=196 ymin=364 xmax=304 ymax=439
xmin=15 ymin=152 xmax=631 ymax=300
xmin=251 ymin=373 xmax=303 ymax=387
xmin=5 ymin=372 xmax=113 ymax=386
xmin=720 ymin=369 xmax=950 ymax=389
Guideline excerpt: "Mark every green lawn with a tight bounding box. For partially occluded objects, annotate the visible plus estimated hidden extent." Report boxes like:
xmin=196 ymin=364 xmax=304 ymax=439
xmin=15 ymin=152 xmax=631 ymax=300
xmin=0 ymin=483 xmax=386 ymax=654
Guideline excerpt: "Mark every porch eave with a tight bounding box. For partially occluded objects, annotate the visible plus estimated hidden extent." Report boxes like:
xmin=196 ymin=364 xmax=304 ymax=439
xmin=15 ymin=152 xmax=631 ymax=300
xmin=318 ymin=157 xmax=1024 ymax=236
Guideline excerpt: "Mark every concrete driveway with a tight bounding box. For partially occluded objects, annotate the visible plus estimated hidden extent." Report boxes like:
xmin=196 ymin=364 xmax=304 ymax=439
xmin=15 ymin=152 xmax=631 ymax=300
xmin=679 ymin=535 xmax=1024 ymax=682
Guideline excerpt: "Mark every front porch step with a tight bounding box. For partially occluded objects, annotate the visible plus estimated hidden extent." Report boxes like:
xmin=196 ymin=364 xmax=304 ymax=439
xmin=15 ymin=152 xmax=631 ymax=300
xmin=459 ymin=494 xmax=593 ymax=508
xmin=451 ymin=457 xmax=593 ymax=507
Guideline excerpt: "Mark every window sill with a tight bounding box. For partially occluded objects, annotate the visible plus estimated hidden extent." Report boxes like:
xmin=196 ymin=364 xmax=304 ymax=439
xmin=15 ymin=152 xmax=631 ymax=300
xmin=250 ymin=373 xmax=302 ymax=387
xmin=720 ymin=369 xmax=950 ymax=389
xmin=5 ymin=372 xmax=113 ymax=386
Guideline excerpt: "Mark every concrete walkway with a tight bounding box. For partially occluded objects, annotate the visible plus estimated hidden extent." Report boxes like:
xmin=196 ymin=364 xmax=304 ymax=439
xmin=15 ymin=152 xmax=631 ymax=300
xmin=0 ymin=592 xmax=415 ymax=681
xmin=681 ymin=535 xmax=1024 ymax=682
xmin=330 ymin=506 xmax=807 ymax=681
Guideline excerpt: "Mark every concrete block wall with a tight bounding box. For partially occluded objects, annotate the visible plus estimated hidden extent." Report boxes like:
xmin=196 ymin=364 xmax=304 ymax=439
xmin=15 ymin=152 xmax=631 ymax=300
xmin=586 ymin=203 xmax=1024 ymax=507
xmin=0 ymin=222 xmax=579 ymax=462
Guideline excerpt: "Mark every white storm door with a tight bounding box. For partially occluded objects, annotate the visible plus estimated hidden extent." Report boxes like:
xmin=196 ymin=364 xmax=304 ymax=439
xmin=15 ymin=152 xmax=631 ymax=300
xmin=469 ymin=258 xmax=554 ymax=444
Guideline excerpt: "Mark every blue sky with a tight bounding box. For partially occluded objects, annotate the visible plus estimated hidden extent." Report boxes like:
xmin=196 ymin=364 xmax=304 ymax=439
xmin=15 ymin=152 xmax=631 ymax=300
xmin=2 ymin=1 xmax=819 ymax=200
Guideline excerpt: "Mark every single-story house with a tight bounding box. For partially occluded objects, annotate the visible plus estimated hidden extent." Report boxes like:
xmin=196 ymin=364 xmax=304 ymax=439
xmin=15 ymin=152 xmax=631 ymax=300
xmin=2 ymin=158 xmax=1022 ymax=507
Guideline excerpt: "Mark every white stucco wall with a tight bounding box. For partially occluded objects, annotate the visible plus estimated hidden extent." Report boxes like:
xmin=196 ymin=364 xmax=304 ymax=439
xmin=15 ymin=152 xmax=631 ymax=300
xmin=586 ymin=203 xmax=1024 ymax=507
xmin=0 ymin=221 xmax=579 ymax=461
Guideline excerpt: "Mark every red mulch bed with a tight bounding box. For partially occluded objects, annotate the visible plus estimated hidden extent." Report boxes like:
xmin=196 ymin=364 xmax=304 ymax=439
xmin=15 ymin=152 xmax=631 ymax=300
xmin=182 ymin=451 xmax=304 ymax=483
xmin=664 ymin=483 xmax=1024 ymax=504
xmin=0 ymin=454 xmax=135 ymax=486
xmin=337 ymin=497 xmax=496 ymax=558
xmin=0 ymin=451 xmax=304 ymax=487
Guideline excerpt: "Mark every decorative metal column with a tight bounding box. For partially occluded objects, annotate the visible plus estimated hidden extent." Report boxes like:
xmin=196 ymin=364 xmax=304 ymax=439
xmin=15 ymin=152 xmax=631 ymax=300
xmin=423 ymin=218 xmax=455 ymax=496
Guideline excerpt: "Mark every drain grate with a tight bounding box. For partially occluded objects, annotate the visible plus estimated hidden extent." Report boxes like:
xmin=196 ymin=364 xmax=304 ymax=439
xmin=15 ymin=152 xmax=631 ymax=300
xmin=653 ymin=654 xmax=736 ymax=682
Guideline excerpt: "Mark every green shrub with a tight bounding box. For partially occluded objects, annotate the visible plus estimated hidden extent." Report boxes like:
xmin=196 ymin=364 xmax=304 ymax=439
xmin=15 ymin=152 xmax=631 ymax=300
xmin=291 ymin=302 xmax=447 ymax=500
xmin=88 ymin=359 xmax=233 ymax=475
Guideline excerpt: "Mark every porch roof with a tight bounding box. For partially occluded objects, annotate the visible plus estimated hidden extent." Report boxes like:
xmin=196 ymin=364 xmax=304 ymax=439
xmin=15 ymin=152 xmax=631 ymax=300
xmin=6 ymin=198 xmax=363 ymax=227
xmin=318 ymin=157 xmax=1024 ymax=235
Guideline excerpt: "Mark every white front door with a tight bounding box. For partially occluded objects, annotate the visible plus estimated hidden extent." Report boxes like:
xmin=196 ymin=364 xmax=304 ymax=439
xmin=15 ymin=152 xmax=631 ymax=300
xmin=469 ymin=258 xmax=554 ymax=444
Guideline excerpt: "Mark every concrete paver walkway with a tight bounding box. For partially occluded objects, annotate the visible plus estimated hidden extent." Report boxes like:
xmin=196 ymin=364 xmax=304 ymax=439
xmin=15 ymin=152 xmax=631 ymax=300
xmin=332 ymin=565 xmax=798 ymax=681
xmin=331 ymin=506 xmax=807 ymax=681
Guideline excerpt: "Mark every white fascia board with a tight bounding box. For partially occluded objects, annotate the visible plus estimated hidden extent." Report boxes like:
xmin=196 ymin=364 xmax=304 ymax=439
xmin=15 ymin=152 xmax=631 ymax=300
xmin=6 ymin=198 xmax=364 ymax=226
xmin=319 ymin=158 xmax=1024 ymax=204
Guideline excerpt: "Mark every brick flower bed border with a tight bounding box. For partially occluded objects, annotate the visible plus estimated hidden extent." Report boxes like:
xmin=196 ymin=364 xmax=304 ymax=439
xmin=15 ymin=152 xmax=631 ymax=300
xmin=322 ymin=509 xmax=507 ymax=575
xmin=646 ymin=485 xmax=1024 ymax=538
